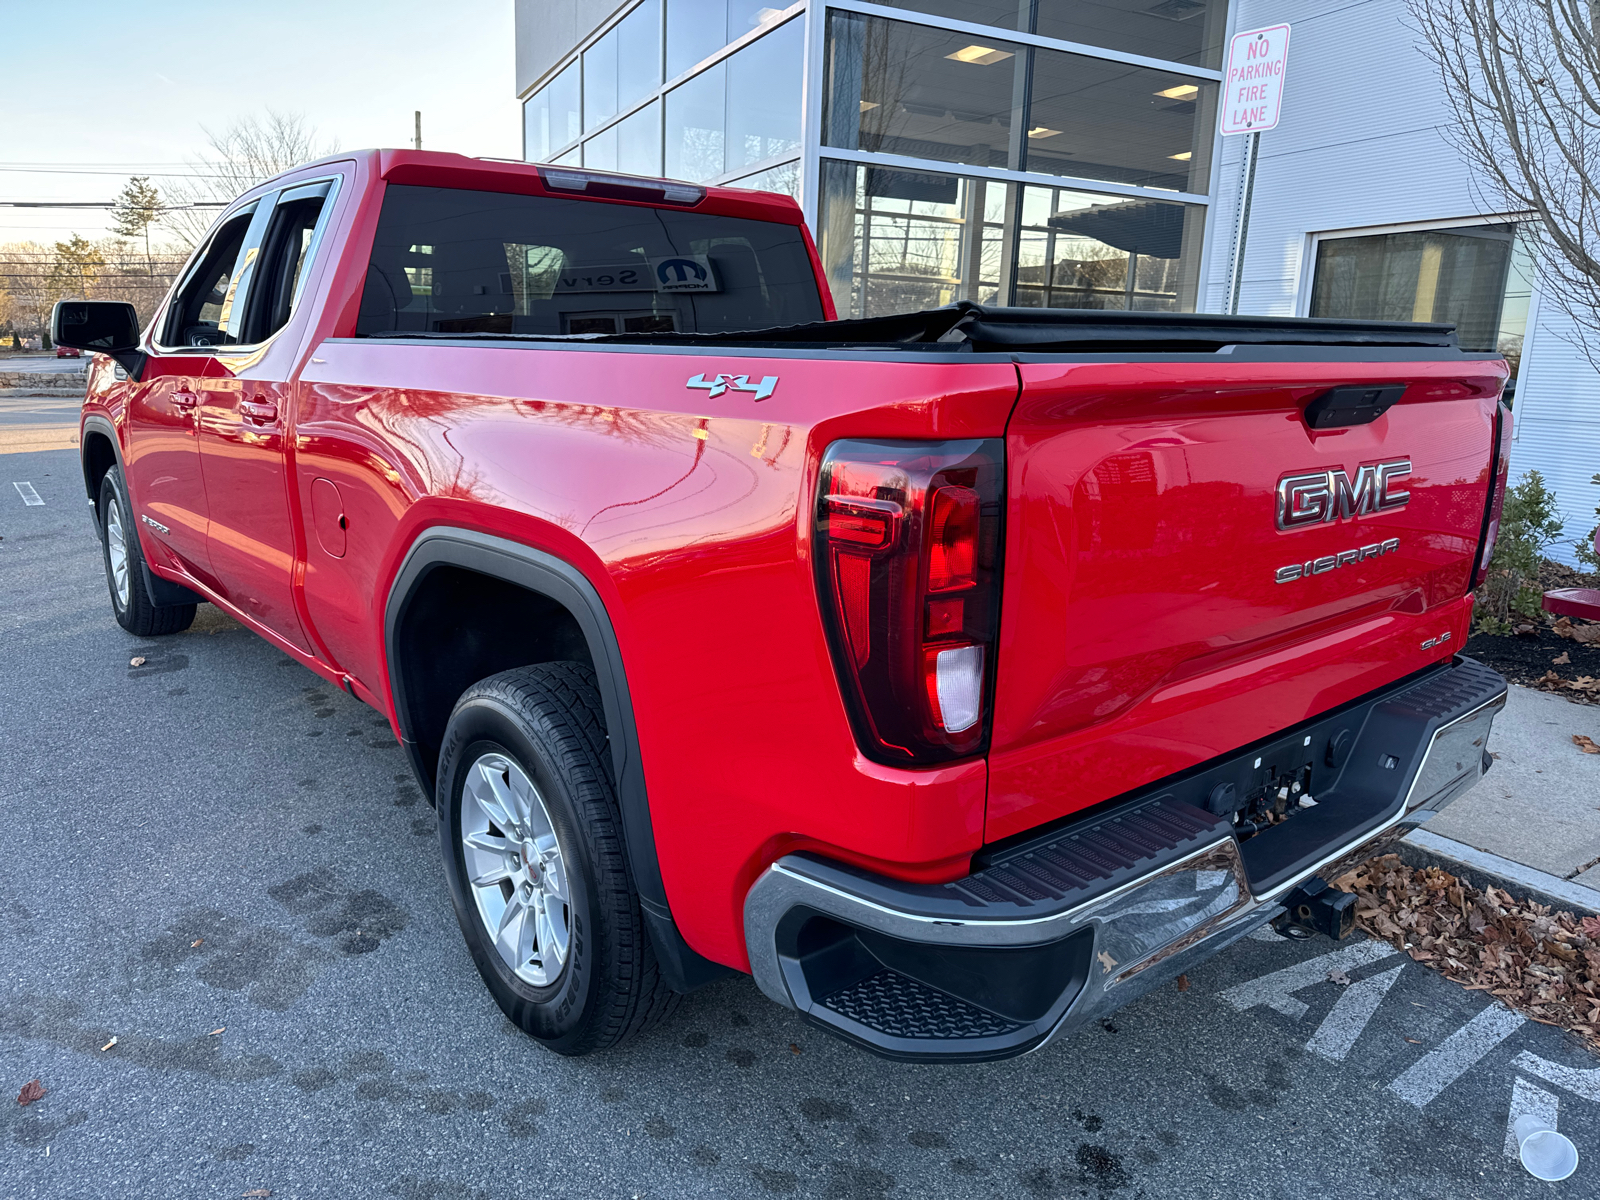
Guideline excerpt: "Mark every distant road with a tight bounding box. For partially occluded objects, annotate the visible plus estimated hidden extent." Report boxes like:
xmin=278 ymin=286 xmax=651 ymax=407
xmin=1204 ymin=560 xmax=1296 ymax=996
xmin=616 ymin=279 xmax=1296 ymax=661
xmin=0 ymin=355 xmax=90 ymax=374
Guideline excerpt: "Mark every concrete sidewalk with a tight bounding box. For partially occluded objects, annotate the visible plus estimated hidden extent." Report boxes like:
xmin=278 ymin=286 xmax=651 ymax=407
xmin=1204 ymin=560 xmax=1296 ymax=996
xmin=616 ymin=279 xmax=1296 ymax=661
xmin=1403 ymin=683 xmax=1600 ymax=911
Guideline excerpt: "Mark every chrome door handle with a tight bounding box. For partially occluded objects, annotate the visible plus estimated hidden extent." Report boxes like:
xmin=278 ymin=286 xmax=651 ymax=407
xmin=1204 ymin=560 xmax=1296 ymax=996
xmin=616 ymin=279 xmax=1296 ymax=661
xmin=171 ymin=390 xmax=198 ymax=411
xmin=240 ymin=399 xmax=279 ymax=424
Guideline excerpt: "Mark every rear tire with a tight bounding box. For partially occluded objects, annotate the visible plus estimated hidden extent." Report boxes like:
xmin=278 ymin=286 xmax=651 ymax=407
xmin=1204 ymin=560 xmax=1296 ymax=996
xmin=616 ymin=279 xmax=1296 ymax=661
xmin=436 ymin=662 xmax=678 ymax=1055
xmin=98 ymin=466 xmax=195 ymax=637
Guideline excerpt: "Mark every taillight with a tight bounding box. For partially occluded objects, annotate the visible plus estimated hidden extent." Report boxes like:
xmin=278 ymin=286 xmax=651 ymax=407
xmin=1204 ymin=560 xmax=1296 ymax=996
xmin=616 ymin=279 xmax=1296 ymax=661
xmin=814 ymin=439 xmax=1003 ymax=764
xmin=1470 ymin=401 xmax=1513 ymax=591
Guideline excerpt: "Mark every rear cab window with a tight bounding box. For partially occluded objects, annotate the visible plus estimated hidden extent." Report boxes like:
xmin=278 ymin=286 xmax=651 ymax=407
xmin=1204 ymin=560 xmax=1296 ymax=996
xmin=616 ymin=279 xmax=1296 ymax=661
xmin=354 ymin=184 xmax=824 ymax=337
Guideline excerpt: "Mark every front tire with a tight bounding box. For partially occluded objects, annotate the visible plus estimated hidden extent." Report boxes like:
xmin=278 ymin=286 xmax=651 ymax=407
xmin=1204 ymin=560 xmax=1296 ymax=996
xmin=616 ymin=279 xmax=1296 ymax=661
xmin=98 ymin=466 xmax=195 ymax=637
xmin=436 ymin=662 xmax=677 ymax=1055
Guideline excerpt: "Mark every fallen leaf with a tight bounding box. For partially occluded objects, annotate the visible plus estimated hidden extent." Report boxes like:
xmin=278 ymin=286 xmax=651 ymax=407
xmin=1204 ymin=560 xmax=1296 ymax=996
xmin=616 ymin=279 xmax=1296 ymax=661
xmin=1514 ymin=623 xmax=1537 ymax=636
xmin=1405 ymin=1038 xmax=1423 ymax=1044
xmin=1554 ymin=652 xmax=1572 ymax=665
xmin=129 ymin=656 xmax=145 ymax=667
xmin=190 ymin=939 xmax=203 ymax=948
xmin=1327 ymin=969 xmax=1352 ymax=986
xmin=209 ymin=1027 xmax=225 ymax=1036
xmin=1554 ymin=618 xmax=1576 ymax=640
xmin=1574 ymin=734 xmax=1600 ymax=755
xmin=100 ymin=1036 xmax=117 ymax=1052
xmin=1176 ymin=973 xmax=1191 ymax=992
xmin=1574 ymin=623 xmax=1600 ymax=645
xmin=788 ymin=1043 xmax=800 ymax=1055
xmin=1097 ymin=950 xmax=1119 ymax=973
xmin=17 ymin=1079 xmax=45 ymax=1106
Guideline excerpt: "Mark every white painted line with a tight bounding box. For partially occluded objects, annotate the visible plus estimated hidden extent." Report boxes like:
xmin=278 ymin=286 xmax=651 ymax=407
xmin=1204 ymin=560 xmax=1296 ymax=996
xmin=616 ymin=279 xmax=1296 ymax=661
xmin=1504 ymin=1077 xmax=1559 ymax=1159
xmin=1514 ymin=1051 xmax=1600 ymax=1103
xmin=1404 ymin=828 xmax=1600 ymax=916
xmin=14 ymin=481 xmax=43 ymax=506
xmin=1220 ymin=939 xmax=1397 ymax=1019
xmin=1388 ymin=1002 xmax=1527 ymax=1108
xmin=1305 ymin=964 xmax=1405 ymax=1062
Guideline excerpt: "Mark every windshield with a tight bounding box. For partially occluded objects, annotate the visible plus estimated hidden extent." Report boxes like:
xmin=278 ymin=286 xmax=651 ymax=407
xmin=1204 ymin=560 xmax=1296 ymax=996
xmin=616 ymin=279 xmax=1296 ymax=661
xmin=355 ymin=184 xmax=824 ymax=337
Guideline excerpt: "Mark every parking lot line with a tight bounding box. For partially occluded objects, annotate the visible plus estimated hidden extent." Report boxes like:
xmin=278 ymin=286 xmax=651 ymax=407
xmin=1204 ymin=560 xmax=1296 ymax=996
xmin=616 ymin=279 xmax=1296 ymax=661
xmin=1305 ymin=962 xmax=1405 ymax=1061
xmin=1514 ymin=1050 xmax=1600 ymax=1102
xmin=1504 ymin=1076 xmax=1560 ymax=1158
xmin=1389 ymin=1002 xmax=1526 ymax=1107
xmin=1220 ymin=938 xmax=1397 ymax=1018
xmin=14 ymin=480 xmax=44 ymax=505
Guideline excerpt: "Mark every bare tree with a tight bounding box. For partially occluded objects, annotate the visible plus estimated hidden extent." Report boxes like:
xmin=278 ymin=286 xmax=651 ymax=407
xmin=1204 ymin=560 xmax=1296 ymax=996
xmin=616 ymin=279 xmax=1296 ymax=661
xmin=1411 ymin=0 xmax=1600 ymax=366
xmin=162 ymin=111 xmax=337 ymax=249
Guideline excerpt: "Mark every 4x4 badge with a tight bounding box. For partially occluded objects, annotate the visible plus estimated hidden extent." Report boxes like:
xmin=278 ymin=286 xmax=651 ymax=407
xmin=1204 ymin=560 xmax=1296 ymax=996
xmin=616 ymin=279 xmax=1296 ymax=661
xmin=686 ymin=372 xmax=778 ymax=401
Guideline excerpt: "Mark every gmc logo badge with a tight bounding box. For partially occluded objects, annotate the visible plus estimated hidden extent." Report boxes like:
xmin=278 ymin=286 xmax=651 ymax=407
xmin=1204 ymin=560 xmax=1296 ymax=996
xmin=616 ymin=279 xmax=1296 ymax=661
xmin=1275 ymin=460 xmax=1411 ymax=531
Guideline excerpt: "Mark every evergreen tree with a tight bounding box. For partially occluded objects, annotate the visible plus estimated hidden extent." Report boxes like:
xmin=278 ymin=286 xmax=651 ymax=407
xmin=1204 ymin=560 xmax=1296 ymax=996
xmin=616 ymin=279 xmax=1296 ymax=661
xmin=111 ymin=176 xmax=162 ymax=275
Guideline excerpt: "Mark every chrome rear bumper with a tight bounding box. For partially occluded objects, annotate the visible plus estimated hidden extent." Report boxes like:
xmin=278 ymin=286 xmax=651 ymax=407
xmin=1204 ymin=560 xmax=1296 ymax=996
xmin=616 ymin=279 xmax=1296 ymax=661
xmin=743 ymin=657 xmax=1506 ymax=1062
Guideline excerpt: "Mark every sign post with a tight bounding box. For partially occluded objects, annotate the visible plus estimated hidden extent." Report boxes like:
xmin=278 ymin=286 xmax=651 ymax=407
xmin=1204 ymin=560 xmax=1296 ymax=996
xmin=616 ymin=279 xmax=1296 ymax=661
xmin=1220 ymin=24 xmax=1291 ymax=314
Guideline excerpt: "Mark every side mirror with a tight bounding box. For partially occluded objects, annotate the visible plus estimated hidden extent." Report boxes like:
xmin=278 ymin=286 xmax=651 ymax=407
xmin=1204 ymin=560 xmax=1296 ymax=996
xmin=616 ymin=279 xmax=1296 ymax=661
xmin=50 ymin=300 xmax=145 ymax=379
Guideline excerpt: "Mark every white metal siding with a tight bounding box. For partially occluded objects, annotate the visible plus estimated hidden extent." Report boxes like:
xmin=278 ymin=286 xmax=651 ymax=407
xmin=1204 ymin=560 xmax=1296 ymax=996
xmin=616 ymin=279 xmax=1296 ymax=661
xmin=1209 ymin=0 xmax=1600 ymax=565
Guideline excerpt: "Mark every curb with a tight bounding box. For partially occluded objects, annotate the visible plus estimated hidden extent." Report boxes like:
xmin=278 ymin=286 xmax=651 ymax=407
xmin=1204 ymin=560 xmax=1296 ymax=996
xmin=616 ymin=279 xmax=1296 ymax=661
xmin=0 ymin=388 xmax=86 ymax=398
xmin=1398 ymin=826 xmax=1600 ymax=916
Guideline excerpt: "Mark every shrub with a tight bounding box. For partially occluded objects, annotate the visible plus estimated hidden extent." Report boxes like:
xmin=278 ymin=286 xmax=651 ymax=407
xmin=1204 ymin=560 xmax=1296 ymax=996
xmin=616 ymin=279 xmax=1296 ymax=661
xmin=1475 ymin=469 xmax=1564 ymax=633
xmin=1576 ymin=472 xmax=1600 ymax=584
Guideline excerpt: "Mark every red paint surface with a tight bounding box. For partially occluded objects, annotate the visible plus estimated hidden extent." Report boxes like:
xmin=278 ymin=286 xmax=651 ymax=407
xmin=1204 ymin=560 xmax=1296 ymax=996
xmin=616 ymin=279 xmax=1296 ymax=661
xmin=81 ymin=150 xmax=1507 ymax=974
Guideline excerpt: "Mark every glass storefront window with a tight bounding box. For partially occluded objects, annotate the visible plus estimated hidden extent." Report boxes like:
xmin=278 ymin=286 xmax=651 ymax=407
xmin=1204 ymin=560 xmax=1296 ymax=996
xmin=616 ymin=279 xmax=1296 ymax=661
xmin=824 ymin=13 xmax=1022 ymax=172
xmin=874 ymin=0 xmax=1226 ymax=70
xmin=727 ymin=159 xmax=801 ymax=198
xmin=524 ymin=60 xmax=582 ymax=161
xmin=583 ymin=124 xmax=619 ymax=171
xmin=665 ymin=21 xmax=802 ymax=183
xmin=818 ymin=160 xmax=1016 ymax=318
xmin=618 ymin=0 xmax=663 ymax=113
xmin=1309 ymin=224 xmax=1519 ymax=355
xmin=825 ymin=13 xmax=1212 ymax=190
xmin=615 ymin=101 xmax=663 ymax=176
xmin=1026 ymin=47 xmax=1213 ymax=192
xmin=666 ymin=0 xmax=789 ymax=80
xmin=585 ymin=2 xmax=662 ymax=133
xmin=666 ymin=60 xmax=727 ymax=181
xmin=727 ymin=17 xmax=803 ymax=173
xmin=1015 ymin=183 xmax=1202 ymax=310
xmin=1034 ymin=0 xmax=1226 ymax=70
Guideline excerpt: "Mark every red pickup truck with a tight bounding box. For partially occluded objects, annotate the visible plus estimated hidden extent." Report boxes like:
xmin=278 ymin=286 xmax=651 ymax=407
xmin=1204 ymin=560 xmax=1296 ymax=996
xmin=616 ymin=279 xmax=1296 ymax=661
xmin=55 ymin=150 xmax=1510 ymax=1063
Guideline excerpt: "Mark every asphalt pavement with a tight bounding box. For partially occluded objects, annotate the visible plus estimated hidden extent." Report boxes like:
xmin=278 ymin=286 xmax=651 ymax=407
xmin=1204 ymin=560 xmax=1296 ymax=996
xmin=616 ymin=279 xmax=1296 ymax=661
xmin=3 ymin=444 xmax=1599 ymax=1199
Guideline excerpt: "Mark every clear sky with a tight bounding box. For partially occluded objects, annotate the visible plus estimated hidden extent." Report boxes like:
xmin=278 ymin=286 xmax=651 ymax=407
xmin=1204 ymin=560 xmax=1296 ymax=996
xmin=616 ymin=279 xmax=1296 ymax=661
xmin=1 ymin=0 xmax=519 ymax=244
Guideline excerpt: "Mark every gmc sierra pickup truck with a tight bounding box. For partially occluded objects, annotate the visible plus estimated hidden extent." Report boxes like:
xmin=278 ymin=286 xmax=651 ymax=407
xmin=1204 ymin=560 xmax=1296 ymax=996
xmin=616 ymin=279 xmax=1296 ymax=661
xmin=55 ymin=150 xmax=1510 ymax=1063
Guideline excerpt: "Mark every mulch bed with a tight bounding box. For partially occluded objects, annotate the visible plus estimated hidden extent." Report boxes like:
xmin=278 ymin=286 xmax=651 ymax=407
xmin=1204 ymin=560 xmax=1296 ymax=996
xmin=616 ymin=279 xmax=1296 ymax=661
xmin=1334 ymin=855 xmax=1600 ymax=1051
xmin=1465 ymin=626 xmax=1600 ymax=702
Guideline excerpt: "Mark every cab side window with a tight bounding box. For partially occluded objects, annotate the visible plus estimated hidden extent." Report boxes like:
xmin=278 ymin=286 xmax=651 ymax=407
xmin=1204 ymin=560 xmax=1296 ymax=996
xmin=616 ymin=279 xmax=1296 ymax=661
xmin=163 ymin=208 xmax=257 ymax=348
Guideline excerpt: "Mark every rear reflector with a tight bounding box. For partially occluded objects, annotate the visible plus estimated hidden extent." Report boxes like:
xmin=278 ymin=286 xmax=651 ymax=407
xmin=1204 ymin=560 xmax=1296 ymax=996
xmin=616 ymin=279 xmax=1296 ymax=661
xmin=815 ymin=439 xmax=1003 ymax=764
xmin=1470 ymin=401 xmax=1513 ymax=591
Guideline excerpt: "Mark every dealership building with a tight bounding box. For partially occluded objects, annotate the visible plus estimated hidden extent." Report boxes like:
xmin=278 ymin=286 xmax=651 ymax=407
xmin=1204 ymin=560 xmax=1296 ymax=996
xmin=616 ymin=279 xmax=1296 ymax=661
xmin=515 ymin=0 xmax=1600 ymax=562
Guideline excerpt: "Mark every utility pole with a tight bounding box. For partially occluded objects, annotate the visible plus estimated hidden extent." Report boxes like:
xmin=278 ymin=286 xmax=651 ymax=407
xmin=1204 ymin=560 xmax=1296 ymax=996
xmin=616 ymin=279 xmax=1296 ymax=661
xmin=414 ymin=111 xmax=422 ymax=151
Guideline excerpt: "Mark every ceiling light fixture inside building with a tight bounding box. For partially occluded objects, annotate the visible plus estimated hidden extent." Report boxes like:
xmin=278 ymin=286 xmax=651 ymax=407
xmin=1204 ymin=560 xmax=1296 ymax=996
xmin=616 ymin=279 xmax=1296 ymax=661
xmin=1168 ymin=150 xmax=1192 ymax=160
xmin=1154 ymin=84 xmax=1200 ymax=101
xmin=946 ymin=45 xmax=1014 ymax=65
xmin=1028 ymin=127 xmax=1061 ymax=139
xmin=860 ymin=100 xmax=880 ymax=112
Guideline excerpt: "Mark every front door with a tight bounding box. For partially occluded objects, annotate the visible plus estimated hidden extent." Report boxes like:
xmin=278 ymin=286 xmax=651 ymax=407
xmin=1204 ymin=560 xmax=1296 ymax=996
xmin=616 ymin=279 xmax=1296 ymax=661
xmin=195 ymin=180 xmax=338 ymax=654
xmin=120 ymin=353 xmax=215 ymax=585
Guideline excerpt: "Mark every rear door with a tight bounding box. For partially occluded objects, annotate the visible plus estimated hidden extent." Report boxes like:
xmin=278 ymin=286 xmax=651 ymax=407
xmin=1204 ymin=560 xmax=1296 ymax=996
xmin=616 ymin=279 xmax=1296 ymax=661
xmin=986 ymin=356 xmax=1504 ymax=842
xmin=195 ymin=179 xmax=339 ymax=654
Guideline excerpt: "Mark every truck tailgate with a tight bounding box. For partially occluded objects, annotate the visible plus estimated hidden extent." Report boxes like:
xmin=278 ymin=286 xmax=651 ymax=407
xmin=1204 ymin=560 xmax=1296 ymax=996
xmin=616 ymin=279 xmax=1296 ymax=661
xmin=988 ymin=357 xmax=1505 ymax=842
